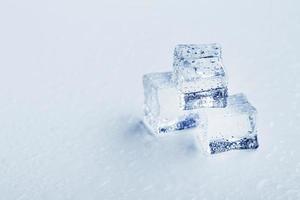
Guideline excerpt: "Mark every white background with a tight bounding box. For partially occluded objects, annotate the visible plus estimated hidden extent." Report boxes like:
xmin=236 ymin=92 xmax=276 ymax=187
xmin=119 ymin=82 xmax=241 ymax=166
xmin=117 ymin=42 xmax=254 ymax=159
xmin=0 ymin=0 xmax=299 ymax=199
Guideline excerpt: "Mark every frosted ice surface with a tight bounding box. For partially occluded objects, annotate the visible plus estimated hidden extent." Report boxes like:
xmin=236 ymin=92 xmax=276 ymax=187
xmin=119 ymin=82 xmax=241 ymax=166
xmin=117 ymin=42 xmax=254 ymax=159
xmin=196 ymin=93 xmax=259 ymax=154
xmin=173 ymin=44 xmax=222 ymax=64
xmin=173 ymin=44 xmax=227 ymax=109
xmin=143 ymin=72 xmax=200 ymax=135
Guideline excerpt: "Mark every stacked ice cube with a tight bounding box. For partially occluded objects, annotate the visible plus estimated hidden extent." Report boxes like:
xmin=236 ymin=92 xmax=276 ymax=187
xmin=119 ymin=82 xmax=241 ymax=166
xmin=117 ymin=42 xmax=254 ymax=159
xmin=143 ymin=44 xmax=259 ymax=154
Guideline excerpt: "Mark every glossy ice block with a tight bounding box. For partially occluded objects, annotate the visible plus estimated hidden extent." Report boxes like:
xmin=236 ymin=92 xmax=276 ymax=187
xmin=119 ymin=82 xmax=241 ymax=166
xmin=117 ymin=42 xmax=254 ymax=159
xmin=173 ymin=44 xmax=228 ymax=109
xmin=196 ymin=94 xmax=259 ymax=154
xmin=143 ymin=72 xmax=200 ymax=135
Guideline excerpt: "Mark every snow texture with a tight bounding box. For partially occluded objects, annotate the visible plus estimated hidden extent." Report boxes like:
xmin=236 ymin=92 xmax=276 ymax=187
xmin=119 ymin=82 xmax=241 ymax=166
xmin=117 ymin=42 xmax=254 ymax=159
xmin=0 ymin=0 xmax=299 ymax=199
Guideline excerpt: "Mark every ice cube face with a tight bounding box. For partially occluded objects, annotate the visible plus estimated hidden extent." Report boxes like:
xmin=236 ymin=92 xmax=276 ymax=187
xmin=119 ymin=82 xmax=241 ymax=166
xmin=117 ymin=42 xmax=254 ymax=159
xmin=196 ymin=94 xmax=259 ymax=154
xmin=173 ymin=44 xmax=222 ymax=64
xmin=143 ymin=72 xmax=200 ymax=135
xmin=173 ymin=44 xmax=228 ymax=109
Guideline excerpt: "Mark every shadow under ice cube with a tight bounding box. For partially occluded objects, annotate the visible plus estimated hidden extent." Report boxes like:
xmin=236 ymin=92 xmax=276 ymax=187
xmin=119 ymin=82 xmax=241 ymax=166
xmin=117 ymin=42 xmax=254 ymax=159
xmin=143 ymin=72 xmax=200 ymax=135
xmin=173 ymin=44 xmax=228 ymax=109
xmin=196 ymin=94 xmax=259 ymax=154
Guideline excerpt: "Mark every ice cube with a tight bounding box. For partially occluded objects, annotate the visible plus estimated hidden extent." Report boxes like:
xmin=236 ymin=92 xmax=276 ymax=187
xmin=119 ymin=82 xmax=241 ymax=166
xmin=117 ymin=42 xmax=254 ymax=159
xmin=143 ymin=72 xmax=200 ymax=135
xmin=173 ymin=53 xmax=228 ymax=109
xmin=196 ymin=94 xmax=259 ymax=154
xmin=173 ymin=44 xmax=227 ymax=109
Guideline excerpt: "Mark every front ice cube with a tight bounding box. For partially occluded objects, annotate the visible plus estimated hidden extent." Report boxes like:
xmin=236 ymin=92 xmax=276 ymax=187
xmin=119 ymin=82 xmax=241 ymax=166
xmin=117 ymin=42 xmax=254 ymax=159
xmin=143 ymin=72 xmax=200 ymax=135
xmin=173 ymin=55 xmax=228 ymax=109
xmin=196 ymin=94 xmax=259 ymax=154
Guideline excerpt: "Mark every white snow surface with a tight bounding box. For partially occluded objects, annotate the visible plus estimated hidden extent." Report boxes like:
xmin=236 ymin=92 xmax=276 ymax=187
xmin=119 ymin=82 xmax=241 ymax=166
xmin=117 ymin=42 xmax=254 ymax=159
xmin=0 ymin=0 xmax=300 ymax=199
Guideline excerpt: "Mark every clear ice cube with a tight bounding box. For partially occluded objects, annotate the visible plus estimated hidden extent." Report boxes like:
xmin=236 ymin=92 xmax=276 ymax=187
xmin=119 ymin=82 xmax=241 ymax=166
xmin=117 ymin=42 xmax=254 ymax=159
xmin=173 ymin=44 xmax=228 ymax=109
xmin=196 ymin=94 xmax=259 ymax=154
xmin=143 ymin=72 xmax=200 ymax=135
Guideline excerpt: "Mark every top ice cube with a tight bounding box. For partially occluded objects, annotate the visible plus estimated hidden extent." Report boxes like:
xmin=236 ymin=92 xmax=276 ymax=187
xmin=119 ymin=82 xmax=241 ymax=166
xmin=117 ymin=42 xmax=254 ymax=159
xmin=173 ymin=44 xmax=228 ymax=109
